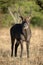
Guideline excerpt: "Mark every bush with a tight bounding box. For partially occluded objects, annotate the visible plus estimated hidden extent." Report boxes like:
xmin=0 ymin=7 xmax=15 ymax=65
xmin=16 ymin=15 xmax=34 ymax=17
xmin=31 ymin=14 xmax=43 ymax=27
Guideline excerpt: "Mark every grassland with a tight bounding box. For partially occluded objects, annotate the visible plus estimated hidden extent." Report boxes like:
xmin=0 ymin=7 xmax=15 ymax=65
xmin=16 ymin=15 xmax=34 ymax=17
xmin=0 ymin=27 xmax=43 ymax=65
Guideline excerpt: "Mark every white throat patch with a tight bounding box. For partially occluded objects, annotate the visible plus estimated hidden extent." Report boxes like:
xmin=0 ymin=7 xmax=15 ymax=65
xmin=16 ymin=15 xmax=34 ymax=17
xmin=24 ymin=25 xmax=28 ymax=29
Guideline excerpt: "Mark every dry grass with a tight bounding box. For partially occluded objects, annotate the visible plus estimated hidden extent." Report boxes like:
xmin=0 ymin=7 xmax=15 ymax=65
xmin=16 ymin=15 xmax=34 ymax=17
xmin=0 ymin=27 xmax=43 ymax=65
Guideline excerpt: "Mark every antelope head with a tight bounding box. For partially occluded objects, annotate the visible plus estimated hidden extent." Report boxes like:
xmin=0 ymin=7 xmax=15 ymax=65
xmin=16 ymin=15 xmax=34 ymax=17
xmin=19 ymin=15 xmax=32 ymax=29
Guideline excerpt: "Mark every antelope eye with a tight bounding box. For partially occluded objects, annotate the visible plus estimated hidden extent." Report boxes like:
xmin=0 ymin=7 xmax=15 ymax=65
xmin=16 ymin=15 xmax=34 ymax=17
xmin=24 ymin=23 xmax=28 ymax=27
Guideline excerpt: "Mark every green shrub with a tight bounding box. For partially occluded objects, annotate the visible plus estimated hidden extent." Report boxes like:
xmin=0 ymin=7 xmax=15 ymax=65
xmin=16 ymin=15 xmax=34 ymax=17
xmin=0 ymin=0 xmax=43 ymax=28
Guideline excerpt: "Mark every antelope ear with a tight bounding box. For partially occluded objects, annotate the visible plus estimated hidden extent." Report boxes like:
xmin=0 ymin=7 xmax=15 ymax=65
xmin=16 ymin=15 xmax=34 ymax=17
xmin=19 ymin=16 xmax=23 ymax=21
xmin=28 ymin=16 xmax=32 ymax=21
xmin=26 ymin=16 xmax=32 ymax=22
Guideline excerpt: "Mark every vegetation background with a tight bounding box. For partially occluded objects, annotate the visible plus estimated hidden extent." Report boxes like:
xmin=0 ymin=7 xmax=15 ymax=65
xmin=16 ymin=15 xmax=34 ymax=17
xmin=0 ymin=0 xmax=43 ymax=28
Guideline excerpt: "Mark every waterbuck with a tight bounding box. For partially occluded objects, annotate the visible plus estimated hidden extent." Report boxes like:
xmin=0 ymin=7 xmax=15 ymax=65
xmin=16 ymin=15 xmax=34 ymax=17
xmin=10 ymin=16 xmax=31 ymax=58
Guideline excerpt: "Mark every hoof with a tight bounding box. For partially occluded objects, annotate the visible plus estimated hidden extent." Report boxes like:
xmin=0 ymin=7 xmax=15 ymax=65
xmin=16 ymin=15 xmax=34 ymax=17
xmin=11 ymin=54 xmax=13 ymax=57
xmin=15 ymin=55 xmax=17 ymax=57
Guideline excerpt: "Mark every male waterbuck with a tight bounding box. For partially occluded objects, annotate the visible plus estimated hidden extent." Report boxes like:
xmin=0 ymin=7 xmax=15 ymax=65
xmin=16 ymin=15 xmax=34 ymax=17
xmin=10 ymin=15 xmax=32 ymax=58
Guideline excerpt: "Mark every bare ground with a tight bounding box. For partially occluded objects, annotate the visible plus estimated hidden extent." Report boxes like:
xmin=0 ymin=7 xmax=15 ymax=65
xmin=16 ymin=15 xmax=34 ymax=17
xmin=0 ymin=27 xmax=43 ymax=65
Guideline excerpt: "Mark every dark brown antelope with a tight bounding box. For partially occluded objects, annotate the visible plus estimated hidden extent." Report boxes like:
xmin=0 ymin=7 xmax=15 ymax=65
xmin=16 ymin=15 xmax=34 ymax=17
xmin=10 ymin=15 xmax=32 ymax=58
